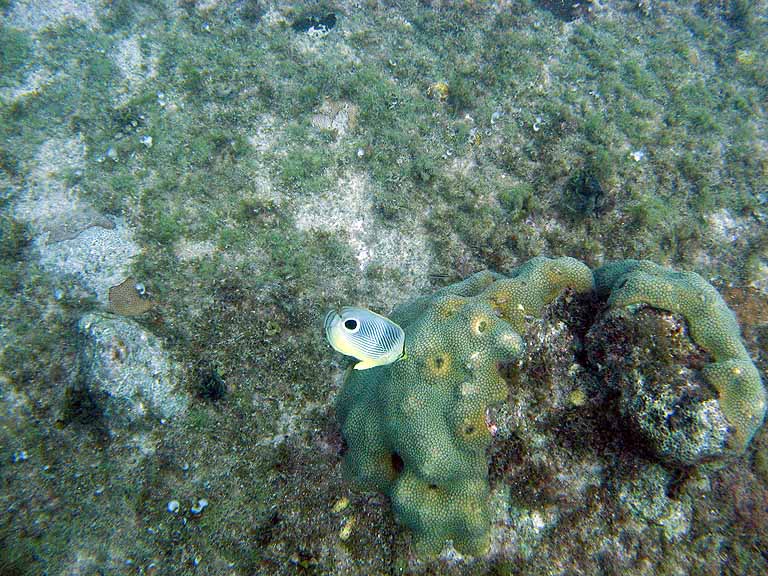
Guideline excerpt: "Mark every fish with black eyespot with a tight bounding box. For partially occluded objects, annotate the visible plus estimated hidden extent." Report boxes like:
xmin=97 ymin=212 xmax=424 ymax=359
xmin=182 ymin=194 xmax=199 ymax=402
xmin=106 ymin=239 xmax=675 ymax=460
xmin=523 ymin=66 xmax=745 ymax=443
xmin=324 ymin=307 xmax=405 ymax=370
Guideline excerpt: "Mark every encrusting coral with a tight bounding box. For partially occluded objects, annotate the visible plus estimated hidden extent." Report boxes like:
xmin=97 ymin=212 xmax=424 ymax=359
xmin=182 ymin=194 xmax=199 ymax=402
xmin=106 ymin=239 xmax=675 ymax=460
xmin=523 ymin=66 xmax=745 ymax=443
xmin=335 ymin=257 xmax=593 ymax=556
xmin=335 ymin=257 xmax=766 ymax=557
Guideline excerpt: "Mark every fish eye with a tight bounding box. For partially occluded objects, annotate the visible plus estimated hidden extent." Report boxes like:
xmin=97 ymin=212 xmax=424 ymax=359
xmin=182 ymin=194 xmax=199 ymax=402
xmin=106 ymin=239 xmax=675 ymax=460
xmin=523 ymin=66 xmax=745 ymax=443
xmin=344 ymin=318 xmax=358 ymax=331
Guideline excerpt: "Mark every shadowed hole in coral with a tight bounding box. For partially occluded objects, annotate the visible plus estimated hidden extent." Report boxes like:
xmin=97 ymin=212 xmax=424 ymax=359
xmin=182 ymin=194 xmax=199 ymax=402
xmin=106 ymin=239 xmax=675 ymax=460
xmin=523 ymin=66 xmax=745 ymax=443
xmin=497 ymin=359 xmax=518 ymax=381
xmin=391 ymin=452 xmax=404 ymax=475
xmin=194 ymin=361 xmax=227 ymax=401
xmin=471 ymin=316 xmax=489 ymax=336
xmin=60 ymin=383 xmax=109 ymax=441
xmin=291 ymin=13 xmax=337 ymax=33
xmin=428 ymin=354 xmax=451 ymax=376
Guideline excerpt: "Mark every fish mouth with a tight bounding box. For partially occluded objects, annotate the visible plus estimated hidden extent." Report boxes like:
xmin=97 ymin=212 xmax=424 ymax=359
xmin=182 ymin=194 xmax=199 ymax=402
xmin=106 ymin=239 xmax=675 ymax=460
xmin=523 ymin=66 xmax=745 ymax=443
xmin=324 ymin=309 xmax=339 ymax=335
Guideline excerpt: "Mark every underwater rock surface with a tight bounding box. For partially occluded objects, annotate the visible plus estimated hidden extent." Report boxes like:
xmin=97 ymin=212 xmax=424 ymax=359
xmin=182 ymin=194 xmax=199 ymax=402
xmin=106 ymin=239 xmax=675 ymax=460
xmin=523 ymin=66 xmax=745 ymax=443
xmin=586 ymin=307 xmax=731 ymax=466
xmin=2 ymin=1 xmax=768 ymax=573
xmin=76 ymin=312 xmax=188 ymax=429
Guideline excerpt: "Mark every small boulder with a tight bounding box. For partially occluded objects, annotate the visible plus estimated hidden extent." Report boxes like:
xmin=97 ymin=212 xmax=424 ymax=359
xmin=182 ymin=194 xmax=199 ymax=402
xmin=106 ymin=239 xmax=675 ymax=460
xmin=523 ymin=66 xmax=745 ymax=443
xmin=76 ymin=312 xmax=188 ymax=430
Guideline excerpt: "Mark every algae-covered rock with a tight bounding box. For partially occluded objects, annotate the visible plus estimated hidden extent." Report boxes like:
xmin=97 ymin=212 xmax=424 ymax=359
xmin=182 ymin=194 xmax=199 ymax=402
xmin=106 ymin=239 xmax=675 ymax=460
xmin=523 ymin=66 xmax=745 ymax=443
xmin=586 ymin=307 xmax=731 ymax=465
xmin=76 ymin=312 xmax=188 ymax=429
xmin=336 ymin=256 xmax=593 ymax=556
xmin=594 ymin=260 xmax=766 ymax=457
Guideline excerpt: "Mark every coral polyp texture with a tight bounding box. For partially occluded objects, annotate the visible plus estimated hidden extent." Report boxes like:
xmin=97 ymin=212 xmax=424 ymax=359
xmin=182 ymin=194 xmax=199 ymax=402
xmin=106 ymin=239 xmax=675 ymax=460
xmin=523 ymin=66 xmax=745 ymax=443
xmin=335 ymin=256 xmax=594 ymax=556
xmin=594 ymin=260 xmax=767 ymax=455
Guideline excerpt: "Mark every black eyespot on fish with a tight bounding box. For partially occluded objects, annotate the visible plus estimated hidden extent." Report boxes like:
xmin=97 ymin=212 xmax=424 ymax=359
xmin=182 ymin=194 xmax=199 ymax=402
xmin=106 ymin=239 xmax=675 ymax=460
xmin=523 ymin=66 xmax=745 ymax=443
xmin=344 ymin=319 xmax=358 ymax=330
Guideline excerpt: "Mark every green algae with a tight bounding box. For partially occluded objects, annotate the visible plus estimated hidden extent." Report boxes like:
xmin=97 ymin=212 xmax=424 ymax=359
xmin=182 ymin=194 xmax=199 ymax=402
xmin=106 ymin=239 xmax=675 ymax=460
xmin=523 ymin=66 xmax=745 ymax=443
xmin=0 ymin=24 xmax=32 ymax=87
xmin=0 ymin=1 xmax=767 ymax=574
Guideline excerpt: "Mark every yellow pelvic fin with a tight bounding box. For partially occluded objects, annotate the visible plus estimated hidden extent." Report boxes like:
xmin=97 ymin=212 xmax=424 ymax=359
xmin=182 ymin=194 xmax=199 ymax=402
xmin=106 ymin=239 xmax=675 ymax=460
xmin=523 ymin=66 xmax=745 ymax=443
xmin=353 ymin=359 xmax=379 ymax=370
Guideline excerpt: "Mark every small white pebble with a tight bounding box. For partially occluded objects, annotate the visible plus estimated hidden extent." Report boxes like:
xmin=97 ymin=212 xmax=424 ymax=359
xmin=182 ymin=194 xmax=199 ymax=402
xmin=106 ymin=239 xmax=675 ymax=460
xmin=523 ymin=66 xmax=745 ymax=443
xmin=140 ymin=135 xmax=153 ymax=148
xmin=191 ymin=498 xmax=208 ymax=515
xmin=11 ymin=450 xmax=28 ymax=463
xmin=630 ymin=150 xmax=645 ymax=162
xmin=167 ymin=500 xmax=180 ymax=513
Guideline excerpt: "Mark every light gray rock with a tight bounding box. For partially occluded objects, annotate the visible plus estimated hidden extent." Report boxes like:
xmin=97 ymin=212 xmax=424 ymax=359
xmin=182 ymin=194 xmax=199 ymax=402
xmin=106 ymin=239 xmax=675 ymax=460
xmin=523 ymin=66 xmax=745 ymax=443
xmin=77 ymin=312 xmax=188 ymax=429
xmin=39 ymin=219 xmax=140 ymax=305
xmin=13 ymin=137 xmax=140 ymax=306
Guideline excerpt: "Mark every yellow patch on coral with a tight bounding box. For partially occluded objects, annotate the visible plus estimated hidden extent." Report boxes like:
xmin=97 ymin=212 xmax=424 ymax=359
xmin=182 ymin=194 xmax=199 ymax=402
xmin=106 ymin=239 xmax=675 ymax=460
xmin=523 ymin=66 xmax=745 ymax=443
xmin=470 ymin=314 xmax=490 ymax=336
xmin=332 ymin=497 xmax=350 ymax=513
xmin=569 ymin=388 xmax=587 ymax=407
xmin=434 ymin=295 xmax=466 ymax=318
xmin=458 ymin=411 xmax=488 ymax=441
xmin=339 ymin=516 xmax=356 ymax=541
xmin=427 ymin=353 xmax=452 ymax=377
xmin=427 ymin=81 xmax=449 ymax=102
xmin=736 ymin=49 xmax=755 ymax=66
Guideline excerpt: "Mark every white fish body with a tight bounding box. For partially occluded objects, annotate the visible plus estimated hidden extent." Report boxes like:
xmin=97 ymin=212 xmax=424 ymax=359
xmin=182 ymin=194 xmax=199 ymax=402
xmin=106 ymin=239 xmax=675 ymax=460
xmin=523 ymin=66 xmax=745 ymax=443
xmin=324 ymin=307 xmax=405 ymax=370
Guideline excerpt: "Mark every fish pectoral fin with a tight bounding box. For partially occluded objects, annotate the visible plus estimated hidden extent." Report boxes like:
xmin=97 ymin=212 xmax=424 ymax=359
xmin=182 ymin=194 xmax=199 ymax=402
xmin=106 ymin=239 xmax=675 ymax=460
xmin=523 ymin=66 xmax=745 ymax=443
xmin=353 ymin=359 xmax=378 ymax=370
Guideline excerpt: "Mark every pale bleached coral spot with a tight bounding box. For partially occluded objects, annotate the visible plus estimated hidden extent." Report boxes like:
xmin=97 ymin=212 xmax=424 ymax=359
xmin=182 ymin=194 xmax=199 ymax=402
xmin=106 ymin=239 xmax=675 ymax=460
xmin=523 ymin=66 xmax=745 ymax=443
xmin=0 ymin=68 xmax=55 ymax=104
xmin=247 ymin=114 xmax=281 ymax=153
xmin=173 ymin=239 xmax=218 ymax=263
xmin=13 ymin=137 xmax=140 ymax=305
xmin=13 ymin=136 xmax=94 ymax=239
xmin=706 ymin=208 xmax=747 ymax=244
xmin=311 ymin=101 xmax=358 ymax=139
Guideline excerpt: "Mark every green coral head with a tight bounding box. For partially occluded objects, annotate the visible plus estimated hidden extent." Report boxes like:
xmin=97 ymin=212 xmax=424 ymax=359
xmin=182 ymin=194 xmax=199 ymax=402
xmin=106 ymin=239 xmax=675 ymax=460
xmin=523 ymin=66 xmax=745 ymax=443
xmin=335 ymin=256 xmax=597 ymax=558
xmin=597 ymin=260 xmax=767 ymax=454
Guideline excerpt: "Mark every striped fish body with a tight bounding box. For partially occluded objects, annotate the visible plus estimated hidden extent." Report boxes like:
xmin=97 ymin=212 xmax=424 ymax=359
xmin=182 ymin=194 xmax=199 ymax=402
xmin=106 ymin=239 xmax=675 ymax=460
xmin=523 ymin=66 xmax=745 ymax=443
xmin=324 ymin=307 xmax=405 ymax=370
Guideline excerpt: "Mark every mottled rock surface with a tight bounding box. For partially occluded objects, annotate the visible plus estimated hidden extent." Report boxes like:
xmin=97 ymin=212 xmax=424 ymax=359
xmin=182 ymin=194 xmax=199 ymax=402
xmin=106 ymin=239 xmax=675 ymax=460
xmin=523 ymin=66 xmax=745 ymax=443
xmin=76 ymin=312 xmax=188 ymax=429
